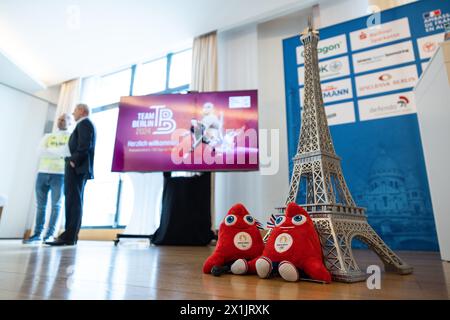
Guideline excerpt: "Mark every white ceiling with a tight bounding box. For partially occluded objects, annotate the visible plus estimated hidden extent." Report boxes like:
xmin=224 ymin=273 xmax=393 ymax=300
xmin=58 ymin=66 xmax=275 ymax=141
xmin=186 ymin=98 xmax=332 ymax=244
xmin=0 ymin=49 xmax=46 ymax=93
xmin=0 ymin=0 xmax=319 ymax=88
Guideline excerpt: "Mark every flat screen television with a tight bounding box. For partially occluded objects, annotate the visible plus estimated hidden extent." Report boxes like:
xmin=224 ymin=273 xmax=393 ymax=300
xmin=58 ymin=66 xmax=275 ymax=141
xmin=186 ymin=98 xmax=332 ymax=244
xmin=111 ymin=90 xmax=259 ymax=172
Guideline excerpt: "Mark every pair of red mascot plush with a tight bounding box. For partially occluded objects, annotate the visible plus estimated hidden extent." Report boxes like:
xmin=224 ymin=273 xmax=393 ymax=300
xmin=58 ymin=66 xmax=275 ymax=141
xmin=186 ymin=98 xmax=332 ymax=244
xmin=202 ymin=203 xmax=331 ymax=283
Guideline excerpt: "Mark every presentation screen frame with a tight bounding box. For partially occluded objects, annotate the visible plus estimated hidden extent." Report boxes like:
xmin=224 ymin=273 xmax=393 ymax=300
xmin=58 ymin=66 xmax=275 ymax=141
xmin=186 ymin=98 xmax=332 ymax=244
xmin=111 ymin=90 xmax=259 ymax=173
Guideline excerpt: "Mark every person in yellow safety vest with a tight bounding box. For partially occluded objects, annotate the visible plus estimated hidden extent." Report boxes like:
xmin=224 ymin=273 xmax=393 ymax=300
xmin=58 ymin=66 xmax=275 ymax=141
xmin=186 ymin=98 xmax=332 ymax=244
xmin=23 ymin=113 xmax=72 ymax=244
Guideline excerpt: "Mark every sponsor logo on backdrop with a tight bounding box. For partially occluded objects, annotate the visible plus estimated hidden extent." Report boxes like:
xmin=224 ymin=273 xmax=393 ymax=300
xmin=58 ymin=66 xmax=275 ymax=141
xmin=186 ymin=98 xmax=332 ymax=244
xmin=300 ymin=78 xmax=353 ymax=104
xmin=423 ymin=9 xmax=450 ymax=33
xmin=297 ymin=34 xmax=347 ymax=64
xmin=350 ymin=18 xmax=411 ymax=51
xmin=322 ymin=80 xmax=353 ymax=102
xmin=417 ymin=33 xmax=445 ymax=59
xmin=355 ymin=65 xmax=418 ymax=97
xmin=423 ymin=9 xmax=442 ymax=19
xmin=378 ymin=74 xmax=392 ymax=81
xmin=358 ymin=92 xmax=416 ymax=121
xmin=352 ymin=41 xmax=415 ymax=74
xmin=298 ymin=56 xmax=350 ymax=85
xmin=423 ymin=42 xmax=436 ymax=52
xmin=397 ymin=95 xmax=410 ymax=108
xmin=325 ymin=102 xmax=356 ymax=126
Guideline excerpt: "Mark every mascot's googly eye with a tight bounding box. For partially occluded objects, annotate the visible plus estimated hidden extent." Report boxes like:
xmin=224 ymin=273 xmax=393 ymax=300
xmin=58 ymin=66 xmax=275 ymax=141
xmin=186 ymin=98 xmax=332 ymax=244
xmin=292 ymin=215 xmax=307 ymax=226
xmin=224 ymin=215 xmax=237 ymax=226
xmin=244 ymin=215 xmax=255 ymax=225
xmin=275 ymin=216 xmax=286 ymax=226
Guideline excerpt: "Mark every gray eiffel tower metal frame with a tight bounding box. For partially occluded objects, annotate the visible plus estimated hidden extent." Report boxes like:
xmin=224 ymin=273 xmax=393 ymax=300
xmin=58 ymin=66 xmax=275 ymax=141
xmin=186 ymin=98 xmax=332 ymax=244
xmin=269 ymin=20 xmax=413 ymax=282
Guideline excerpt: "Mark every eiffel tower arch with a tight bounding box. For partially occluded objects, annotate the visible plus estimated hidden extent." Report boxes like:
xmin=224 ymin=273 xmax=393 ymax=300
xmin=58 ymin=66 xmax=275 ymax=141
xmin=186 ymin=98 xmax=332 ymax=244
xmin=273 ymin=20 xmax=413 ymax=282
xmin=312 ymin=212 xmax=413 ymax=282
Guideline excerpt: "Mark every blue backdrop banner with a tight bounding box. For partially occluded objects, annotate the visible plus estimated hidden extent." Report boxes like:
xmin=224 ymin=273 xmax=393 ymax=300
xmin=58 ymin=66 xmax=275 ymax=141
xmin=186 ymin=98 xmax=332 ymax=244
xmin=283 ymin=0 xmax=450 ymax=251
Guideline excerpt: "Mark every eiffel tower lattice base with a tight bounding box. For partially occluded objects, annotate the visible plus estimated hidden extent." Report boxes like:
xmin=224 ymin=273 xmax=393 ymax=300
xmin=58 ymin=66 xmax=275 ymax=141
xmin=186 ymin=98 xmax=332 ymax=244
xmin=276 ymin=205 xmax=413 ymax=283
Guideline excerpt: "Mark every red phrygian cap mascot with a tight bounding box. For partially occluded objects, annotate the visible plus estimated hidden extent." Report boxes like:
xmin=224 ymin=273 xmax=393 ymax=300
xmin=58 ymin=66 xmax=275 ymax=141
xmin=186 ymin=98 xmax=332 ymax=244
xmin=203 ymin=203 xmax=264 ymax=276
xmin=231 ymin=202 xmax=331 ymax=283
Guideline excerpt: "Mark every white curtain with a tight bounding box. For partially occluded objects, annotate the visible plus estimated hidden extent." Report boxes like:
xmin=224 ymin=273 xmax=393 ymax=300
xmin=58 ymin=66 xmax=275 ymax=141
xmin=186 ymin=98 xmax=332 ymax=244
xmin=52 ymin=78 xmax=81 ymax=132
xmin=191 ymin=31 xmax=218 ymax=92
xmin=190 ymin=31 xmax=218 ymax=230
xmin=121 ymin=173 xmax=163 ymax=236
xmin=214 ymin=25 xmax=263 ymax=228
xmin=120 ymin=172 xmax=164 ymax=240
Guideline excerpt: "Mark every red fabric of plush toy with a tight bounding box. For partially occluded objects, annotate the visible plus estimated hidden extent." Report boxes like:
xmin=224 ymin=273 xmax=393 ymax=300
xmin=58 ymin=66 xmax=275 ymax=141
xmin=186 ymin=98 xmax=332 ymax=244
xmin=232 ymin=202 xmax=331 ymax=283
xmin=202 ymin=203 xmax=264 ymax=275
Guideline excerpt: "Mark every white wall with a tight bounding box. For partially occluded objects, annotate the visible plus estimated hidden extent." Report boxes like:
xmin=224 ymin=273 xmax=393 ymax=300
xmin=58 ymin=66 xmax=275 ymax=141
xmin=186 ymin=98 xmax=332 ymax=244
xmin=34 ymin=84 xmax=61 ymax=105
xmin=256 ymin=8 xmax=312 ymax=222
xmin=0 ymin=83 xmax=49 ymax=237
xmin=214 ymin=0 xmax=371 ymax=227
xmin=216 ymin=25 xmax=263 ymax=223
xmin=318 ymin=0 xmax=369 ymax=28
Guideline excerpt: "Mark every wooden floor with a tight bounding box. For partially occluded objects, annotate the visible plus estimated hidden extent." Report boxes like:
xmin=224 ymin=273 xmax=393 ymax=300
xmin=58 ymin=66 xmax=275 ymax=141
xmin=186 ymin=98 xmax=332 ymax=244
xmin=0 ymin=240 xmax=449 ymax=300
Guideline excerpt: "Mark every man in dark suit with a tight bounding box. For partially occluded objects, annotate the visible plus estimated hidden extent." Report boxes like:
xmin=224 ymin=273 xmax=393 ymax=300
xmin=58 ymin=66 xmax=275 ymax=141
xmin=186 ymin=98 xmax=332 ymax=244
xmin=46 ymin=103 xmax=96 ymax=246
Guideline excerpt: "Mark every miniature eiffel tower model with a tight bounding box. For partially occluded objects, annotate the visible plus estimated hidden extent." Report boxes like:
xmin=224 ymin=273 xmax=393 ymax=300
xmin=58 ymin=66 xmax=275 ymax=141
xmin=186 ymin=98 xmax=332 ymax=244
xmin=271 ymin=20 xmax=413 ymax=282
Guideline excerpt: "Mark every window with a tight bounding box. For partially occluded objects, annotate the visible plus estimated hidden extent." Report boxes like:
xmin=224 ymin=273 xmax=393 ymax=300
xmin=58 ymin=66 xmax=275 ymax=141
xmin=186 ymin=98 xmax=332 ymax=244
xmin=82 ymin=106 xmax=138 ymax=228
xmin=133 ymin=49 xmax=192 ymax=95
xmin=83 ymin=107 xmax=121 ymax=227
xmin=97 ymin=68 xmax=132 ymax=107
xmin=133 ymin=58 xmax=167 ymax=96
xmin=81 ymin=48 xmax=191 ymax=229
xmin=169 ymin=49 xmax=192 ymax=89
